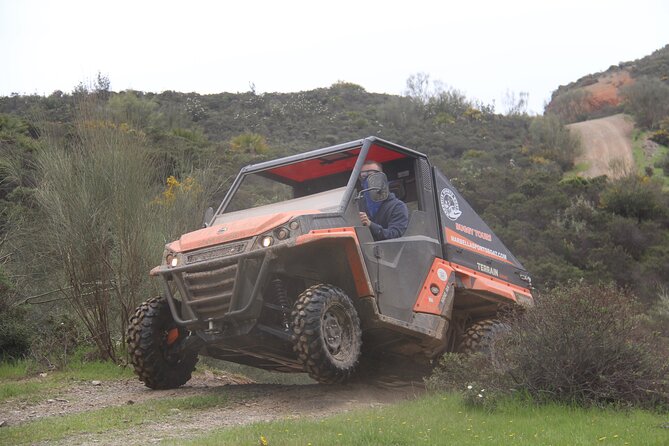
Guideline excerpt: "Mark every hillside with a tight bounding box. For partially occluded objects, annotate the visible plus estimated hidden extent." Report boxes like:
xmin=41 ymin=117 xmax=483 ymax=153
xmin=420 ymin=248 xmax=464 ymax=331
xmin=0 ymin=72 xmax=668 ymax=368
xmin=546 ymin=44 xmax=669 ymax=122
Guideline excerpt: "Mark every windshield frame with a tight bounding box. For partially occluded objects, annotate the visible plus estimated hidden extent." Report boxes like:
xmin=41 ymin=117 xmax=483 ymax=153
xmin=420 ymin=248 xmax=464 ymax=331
xmin=213 ymin=139 xmax=373 ymax=220
xmin=210 ymin=137 xmax=424 ymax=225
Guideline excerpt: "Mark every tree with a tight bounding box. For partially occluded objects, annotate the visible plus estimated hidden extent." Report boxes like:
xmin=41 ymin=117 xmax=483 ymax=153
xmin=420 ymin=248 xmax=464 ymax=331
xmin=94 ymin=72 xmax=111 ymax=101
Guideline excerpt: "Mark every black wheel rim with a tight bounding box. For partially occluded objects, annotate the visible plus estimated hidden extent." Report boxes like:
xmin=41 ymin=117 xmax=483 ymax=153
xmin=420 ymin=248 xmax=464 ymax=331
xmin=322 ymin=304 xmax=354 ymax=361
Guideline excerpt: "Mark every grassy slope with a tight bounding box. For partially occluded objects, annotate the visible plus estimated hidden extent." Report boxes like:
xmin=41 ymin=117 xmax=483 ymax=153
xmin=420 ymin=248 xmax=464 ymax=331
xmin=631 ymin=129 xmax=669 ymax=189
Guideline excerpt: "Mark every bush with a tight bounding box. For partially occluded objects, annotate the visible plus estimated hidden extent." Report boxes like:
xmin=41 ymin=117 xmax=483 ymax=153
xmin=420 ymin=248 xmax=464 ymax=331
xmin=600 ymin=174 xmax=666 ymax=222
xmin=528 ymin=114 xmax=581 ymax=171
xmin=546 ymin=89 xmax=593 ymax=123
xmin=427 ymin=283 xmax=669 ymax=409
xmin=621 ymin=77 xmax=669 ymax=129
xmin=498 ymin=283 xmax=668 ymax=408
xmin=650 ymin=129 xmax=669 ymax=147
xmin=229 ymin=132 xmax=270 ymax=155
xmin=0 ymin=305 xmax=32 ymax=360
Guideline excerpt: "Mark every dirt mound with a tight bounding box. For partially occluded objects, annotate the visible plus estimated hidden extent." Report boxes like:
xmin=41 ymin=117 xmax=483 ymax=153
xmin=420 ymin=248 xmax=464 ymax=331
xmin=567 ymin=114 xmax=635 ymax=178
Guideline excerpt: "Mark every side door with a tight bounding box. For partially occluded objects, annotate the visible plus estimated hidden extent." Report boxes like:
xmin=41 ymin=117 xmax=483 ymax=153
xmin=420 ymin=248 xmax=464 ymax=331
xmin=358 ymin=158 xmax=443 ymax=323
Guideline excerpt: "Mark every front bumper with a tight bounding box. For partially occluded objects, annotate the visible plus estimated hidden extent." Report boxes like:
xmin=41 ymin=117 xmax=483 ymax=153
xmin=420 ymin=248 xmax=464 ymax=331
xmin=154 ymin=246 xmax=283 ymax=329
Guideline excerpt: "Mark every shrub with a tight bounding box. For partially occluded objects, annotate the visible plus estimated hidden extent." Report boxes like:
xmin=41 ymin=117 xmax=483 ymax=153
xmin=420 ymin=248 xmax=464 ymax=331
xmin=600 ymin=174 xmax=666 ymax=222
xmin=529 ymin=114 xmax=581 ymax=171
xmin=0 ymin=305 xmax=32 ymax=360
xmin=498 ymin=283 xmax=668 ymax=408
xmin=621 ymin=77 xmax=669 ymax=129
xmin=650 ymin=129 xmax=669 ymax=147
xmin=229 ymin=132 xmax=270 ymax=155
xmin=546 ymin=89 xmax=593 ymax=123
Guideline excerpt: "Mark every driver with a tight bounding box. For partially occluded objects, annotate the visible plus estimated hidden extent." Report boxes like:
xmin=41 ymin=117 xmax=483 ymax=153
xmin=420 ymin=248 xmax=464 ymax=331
xmin=358 ymin=160 xmax=409 ymax=241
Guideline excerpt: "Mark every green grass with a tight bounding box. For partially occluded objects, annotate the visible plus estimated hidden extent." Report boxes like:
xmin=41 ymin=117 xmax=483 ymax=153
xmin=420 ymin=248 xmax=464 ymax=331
xmin=0 ymin=393 xmax=228 ymax=445
xmin=631 ymin=130 xmax=669 ymax=189
xmin=0 ymin=360 xmax=31 ymax=380
xmin=563 ymin=161 xmax=589 ymax=180
xmin=173 ymin=393 xmax=669 ymax=446
xmin=0 ymin=359 xmax=134 ymax=403
xmin=0 ymin=380 xmax=54 ymax=401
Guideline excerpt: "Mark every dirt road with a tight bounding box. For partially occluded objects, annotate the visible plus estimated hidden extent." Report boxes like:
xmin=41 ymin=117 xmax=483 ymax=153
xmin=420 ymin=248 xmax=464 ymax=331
xmin=568 ymin=113 xmax=635 ymax=178
xmin=0 ymin=371 xmax=423 ymax=445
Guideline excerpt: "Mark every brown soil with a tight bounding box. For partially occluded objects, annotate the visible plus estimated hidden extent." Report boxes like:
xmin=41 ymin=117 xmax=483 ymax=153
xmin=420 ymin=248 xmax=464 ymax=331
xmin=582 ymin=70 xmax=633 ymax=109
xmin=568 ymin=114 xmax=635 ymax=178
xmin=0 ymin=371 xmax=424 ymax=445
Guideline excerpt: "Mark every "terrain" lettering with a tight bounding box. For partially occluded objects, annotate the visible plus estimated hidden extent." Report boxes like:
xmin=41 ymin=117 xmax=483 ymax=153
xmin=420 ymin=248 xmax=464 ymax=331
xmin=477 ymin=262 xmax=499 ymax=277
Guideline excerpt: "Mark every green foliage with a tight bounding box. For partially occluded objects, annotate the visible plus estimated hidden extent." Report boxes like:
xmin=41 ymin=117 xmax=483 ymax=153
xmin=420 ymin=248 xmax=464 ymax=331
xmin=429 ymin=283 xmax=669 ymax=409
xmin=0 ymin=305 xmax=32 ymax=360
xmin=35 ymin=103 xmax=162 ymax=361
xmin=621 ymin=76 xmax=669 ymax=129
xmin=600 ymin=174 xmax=666 ymax=221
xmin=650 ymin=129 xmax=669 ymax=147
xmin=529 ymin=114 xmax=581 ymax=170
xmin=546 ymin=88 xmax=593 ymax=123
xmin=94 ymin=72 xmax=111 ymax=101
xmin=229 ymin=132 xmax=270 ymax=155
xmin=499 ymin=283 xmax=668 ymax=409
xmin=107 ymin=90 xmax=158 ymax=129
xmin=172 ymin=127 xmax=208 ymax=146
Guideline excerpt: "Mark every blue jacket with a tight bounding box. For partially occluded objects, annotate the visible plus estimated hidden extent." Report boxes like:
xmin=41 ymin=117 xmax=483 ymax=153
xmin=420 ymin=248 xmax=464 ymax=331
xmin=363 ymin=193 xmax=409 ymax=241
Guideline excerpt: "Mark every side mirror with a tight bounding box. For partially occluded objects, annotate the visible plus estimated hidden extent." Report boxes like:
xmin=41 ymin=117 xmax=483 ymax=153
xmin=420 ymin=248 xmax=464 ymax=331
xmin=355 ymin=172 xmax=389 ymax=202
xmin=203 ymin=207 xmax=214 ymax=228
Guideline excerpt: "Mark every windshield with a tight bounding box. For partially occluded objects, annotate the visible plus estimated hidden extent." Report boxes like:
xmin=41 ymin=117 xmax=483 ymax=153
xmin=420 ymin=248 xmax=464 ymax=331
xmin=213 ymin=143 xmax=410 ymax=225
xmin=213 ymin=171 xmax=348 ymax=225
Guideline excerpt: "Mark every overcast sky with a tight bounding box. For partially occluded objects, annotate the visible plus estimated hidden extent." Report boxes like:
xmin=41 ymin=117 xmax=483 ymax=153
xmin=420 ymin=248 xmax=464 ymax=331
xmin=1 ymin=0 xmax=668 ymax=114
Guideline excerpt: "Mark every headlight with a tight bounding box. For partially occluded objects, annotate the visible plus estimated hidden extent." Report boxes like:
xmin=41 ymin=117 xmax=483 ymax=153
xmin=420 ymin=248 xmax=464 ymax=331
xmin=165 ymin=251 xmax=180 ymax=267
xmin=275 ymin=228 xmax=289 ymax=240
xmin=261 ymin=235 xmax=274 ymax=247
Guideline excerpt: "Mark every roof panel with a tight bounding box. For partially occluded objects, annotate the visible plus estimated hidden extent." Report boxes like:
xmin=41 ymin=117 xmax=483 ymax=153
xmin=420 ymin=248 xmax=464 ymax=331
xmin=266 ymin=143 xmax=407 ymax=182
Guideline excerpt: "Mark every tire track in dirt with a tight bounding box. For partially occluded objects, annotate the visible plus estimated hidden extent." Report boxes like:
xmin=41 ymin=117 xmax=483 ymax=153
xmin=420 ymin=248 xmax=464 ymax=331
xmin=1 ymin=372 xmax=424 ymax=445
xmin=567 ymin=113 xmax=635 ymax=179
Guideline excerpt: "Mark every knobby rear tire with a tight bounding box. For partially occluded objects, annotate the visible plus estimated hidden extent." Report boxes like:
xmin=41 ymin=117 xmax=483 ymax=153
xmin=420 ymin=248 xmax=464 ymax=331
xmin=458 ymin=318 xmax=508 ymax=354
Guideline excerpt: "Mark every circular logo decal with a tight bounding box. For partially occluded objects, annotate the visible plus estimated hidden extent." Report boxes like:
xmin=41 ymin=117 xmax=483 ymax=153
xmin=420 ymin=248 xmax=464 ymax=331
xmin=440 ymin=188 xmax=462 ymax=221
xmin=437 ymin=268 xmax=448 ymax=282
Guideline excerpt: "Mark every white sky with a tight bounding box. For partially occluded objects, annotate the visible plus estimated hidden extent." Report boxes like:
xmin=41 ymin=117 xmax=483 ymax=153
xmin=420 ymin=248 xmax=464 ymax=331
xmin=1 ymin=0 xmax=668 ymax=114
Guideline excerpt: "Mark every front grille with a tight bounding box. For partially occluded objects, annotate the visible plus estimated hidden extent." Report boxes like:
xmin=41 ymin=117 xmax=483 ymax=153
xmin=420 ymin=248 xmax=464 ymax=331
xmin=186 ymin=242 xmax=246 ymax=264
xmin=183 ymin=262 xmax=238 ymax=320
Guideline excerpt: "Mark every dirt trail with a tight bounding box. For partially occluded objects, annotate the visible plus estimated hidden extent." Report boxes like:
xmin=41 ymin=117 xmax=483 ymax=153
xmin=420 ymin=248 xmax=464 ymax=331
xmin=567 ymin=113 xmax=635 ymax=178
xmin=0 ymin=372 xmax=423 ymax=445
